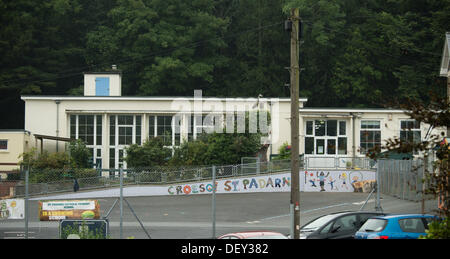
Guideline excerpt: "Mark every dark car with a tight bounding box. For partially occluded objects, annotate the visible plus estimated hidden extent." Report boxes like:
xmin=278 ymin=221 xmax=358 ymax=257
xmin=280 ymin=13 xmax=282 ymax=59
xmin=218 ymin=231 xmax=288 ymax=239
xmin=300 ymin=211 xmax=387 ymax=239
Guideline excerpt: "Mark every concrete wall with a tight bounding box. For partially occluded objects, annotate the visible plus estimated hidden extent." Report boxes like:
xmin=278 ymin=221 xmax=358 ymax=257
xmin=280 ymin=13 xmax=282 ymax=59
xmin=0 ymin=131 xmax=32 ymax=173
xmin=83 ymin=73 xmax=122 ymax=96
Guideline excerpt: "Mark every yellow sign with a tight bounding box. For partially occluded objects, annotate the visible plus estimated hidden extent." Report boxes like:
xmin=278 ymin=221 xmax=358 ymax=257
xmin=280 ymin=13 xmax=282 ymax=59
xmin=38 ymin=200 xmax=100 ymax=221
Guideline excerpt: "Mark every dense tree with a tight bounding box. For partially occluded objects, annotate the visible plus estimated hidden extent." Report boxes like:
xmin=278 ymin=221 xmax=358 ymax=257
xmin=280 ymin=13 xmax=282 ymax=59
xmin=0 ymin=0 xmax=449 ymax=129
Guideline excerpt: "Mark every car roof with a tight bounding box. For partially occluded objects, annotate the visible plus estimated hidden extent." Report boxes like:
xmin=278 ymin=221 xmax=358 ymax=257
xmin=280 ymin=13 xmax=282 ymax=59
xmin=221 ymin=231 xmax=284 ymax=238
xmin=371 ymin=214 xmax=437 ymax=220
xmin=321 ymin=211 xmax=385 ymax=218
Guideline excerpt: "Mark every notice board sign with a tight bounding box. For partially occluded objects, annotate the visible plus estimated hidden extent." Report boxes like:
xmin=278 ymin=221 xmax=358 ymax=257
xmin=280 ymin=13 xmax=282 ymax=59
xmin=0 ymin=199 xmax=25 ymax=219
xmin=59 ymin=219 xmax=109 ymax=239
xmin=38 ymin=200 xmax=100 ymax=221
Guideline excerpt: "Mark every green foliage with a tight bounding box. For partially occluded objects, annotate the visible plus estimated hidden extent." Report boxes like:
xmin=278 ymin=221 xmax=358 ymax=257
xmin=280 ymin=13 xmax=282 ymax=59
xmin=69 ymin=139 xmax=92 ymax=168
xmin=170 ymin=132 xmax=262 ymax=167
xmin=60 ymin=221 xmax=108 ymax=239
xmin=420 ymin=218 xmax=450 ymax=239
xmin=274 ymin=142 xmax=291 ymax=160
xmin=19 ymin=148 xmax=72 ymax=170
xmin=124 ymin=137 xmax=172 ymax=168
xmin=18 ymin=143 xmax=96 ymax=182
xmin=1 ymin=0 xmax=449 ymax=130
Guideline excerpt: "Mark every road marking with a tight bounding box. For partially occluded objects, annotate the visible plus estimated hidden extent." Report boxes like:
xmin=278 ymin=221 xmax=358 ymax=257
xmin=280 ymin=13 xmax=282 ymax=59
xmin=258 ymin=202 xmax=360 ymax=222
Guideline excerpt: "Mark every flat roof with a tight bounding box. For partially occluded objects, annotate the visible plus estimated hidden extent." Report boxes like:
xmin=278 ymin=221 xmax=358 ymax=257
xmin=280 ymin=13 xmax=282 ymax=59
xmin=300 ymin=107 xmax=406 ymax=113
xmin=21 ymin=95 xmax=308 ymax=102
xmin=0 ymin=129 xmax=31 ymax=134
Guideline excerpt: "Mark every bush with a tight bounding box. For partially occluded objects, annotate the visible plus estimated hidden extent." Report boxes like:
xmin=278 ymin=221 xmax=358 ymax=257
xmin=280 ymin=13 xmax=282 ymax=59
xmin=69 ymin=139 xmax=91 ymax=168
xmin=169 ymin=132 xmax=262 ymax=167
xmin=124 ymin=137 xmax=172 ymax=168
xmin=420 ymin=217 xmax=450 ymax=239
xmin=274 ymin=142 xmax=291 ymax=160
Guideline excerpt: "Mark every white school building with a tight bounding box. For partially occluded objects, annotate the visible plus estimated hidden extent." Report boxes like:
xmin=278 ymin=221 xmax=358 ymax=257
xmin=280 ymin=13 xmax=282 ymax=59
xmin=18 ymin=70 xmax=446 ymax=170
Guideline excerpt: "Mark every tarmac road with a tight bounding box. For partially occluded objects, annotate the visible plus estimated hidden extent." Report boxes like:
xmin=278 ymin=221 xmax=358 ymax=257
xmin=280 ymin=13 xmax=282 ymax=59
xmin=0 ymin=189 xmax=438 ymax=239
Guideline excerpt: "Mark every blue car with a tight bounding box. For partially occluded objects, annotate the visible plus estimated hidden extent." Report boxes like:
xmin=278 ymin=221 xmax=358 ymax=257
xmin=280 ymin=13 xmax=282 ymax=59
xmin=354 ymin=214 xmax=440 ymax=239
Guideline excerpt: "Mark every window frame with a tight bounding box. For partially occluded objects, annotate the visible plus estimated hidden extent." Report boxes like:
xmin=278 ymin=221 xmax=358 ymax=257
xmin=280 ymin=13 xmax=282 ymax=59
xmin=360 ymin=120 xmax=381 ymax=154
xmin=70 ymin=114 xmax=103 ymax=168
xmin=0 ymin=139 xmax=8 ymax=151
xmin=304 ymin=120 xmax=348 ymax=156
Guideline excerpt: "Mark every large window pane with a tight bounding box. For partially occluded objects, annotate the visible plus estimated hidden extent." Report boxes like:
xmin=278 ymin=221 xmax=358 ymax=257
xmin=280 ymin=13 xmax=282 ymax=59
xmin=327 ymin=139 xmax=336 ymax=155
xmin=110 ymin=116 xmax=115 ymax=145
xmin=339 ymin=121 xmax=346 ymax=135
xmin=327 ymin=120 xmax=337 ymax=136
xmin=315 ymin=120 xmax=326 ymax=136
xmin=135 ymin=115 xmax=141 ymax=145
xmin=96 ymin=115 xmax=102 ymax=145
xmin=338 ymin=137 xmax=347 ymax=155
xmin=149 ymin=116 xmax=155 ymax=137
xmin=306 ymin=121 xmax=313 ymax=135
xmin=305 ymin=137 xmax=314 ymax=154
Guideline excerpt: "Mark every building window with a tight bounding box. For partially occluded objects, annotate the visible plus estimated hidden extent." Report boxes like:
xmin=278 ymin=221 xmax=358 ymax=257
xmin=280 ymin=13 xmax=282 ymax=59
xmin=360 ymin=120 xmax=381 ymax=154
xmin=108 ymin=114 xmax=142 ymax=169
xmin=400 ymin=120 xmax=421 ymax=154
xmin=149 ymin=115 xmax=181 ymax=147
xmin=304 ymin=120 xmax=347 ymax=155
xmin=400 ymin=120 xmax=421 ymax=144
xmin=70 ymin=114 xmax=102 ymax=167
xmin=0 ymin=140 xmax=7 ymax=150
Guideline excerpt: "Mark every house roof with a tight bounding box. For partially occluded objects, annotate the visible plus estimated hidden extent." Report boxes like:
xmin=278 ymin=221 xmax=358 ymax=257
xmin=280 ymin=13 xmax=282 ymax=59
xmin=440 ymin=32 xmax=450 ymax=77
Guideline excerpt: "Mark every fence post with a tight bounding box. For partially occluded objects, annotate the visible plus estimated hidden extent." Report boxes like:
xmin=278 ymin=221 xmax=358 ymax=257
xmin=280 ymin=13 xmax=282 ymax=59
xmin=24 ymin=167 xmax=29 ymax=239
xmin=376 ymin=161 xmax=382 ymax=212
xmin=119 ymin=167 xmax=124 ymax=239
xmin=211 ymin=165 xmax=216 ymax=239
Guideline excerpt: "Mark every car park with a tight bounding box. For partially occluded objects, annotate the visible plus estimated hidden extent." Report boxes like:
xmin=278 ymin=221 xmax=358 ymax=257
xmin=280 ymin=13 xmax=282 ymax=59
xmin=354 ymin=214 xmax=440 ymax=239
xmin=217 ymin=231 xmax=288 ymax=239
xmin=299 ymin=211 xmax=386 ymax=239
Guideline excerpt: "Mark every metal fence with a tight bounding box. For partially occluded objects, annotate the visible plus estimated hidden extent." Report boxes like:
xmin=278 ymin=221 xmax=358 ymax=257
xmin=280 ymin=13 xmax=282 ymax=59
xmin=11 ymin=159 xmax=292 ymax=197
xmin=3 ymin=157 xmax=381 ymax=198
xmin=304 ymin=156 xmax=376 ymax=170
xmin=378 ymin=158 xmax=435 ymax=202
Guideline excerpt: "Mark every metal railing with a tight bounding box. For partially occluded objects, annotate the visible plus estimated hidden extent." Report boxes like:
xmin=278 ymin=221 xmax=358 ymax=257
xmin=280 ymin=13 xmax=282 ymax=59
xmin=303 ymin=156 xmax=376 ymax=170
xmin=7 ymin=156 xmax=378 ymax=198
xmin=11 ymin=159 xmax=292 ymax=197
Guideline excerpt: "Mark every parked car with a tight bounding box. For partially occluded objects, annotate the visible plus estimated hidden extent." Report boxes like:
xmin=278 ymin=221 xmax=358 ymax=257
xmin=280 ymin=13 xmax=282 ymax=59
xmin=299 ymin=211 xmax=386 ymax=239
xmin=217 ymin=231 xmax=288 ymax=239
xmin=354 ymin=214 xmax=440 ymax=239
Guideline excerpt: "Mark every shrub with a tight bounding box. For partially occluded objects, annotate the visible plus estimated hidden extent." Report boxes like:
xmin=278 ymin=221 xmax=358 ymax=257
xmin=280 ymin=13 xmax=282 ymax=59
xmin=124 ymin=137 xmax=172 ymax=168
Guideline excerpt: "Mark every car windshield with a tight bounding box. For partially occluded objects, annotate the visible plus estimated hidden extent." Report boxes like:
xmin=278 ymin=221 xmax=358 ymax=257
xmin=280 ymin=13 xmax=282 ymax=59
xmin=301 ymin=214 xmax=337 ymax=230
xmin=246 ymin=235 xmax=288 ymax=239
xmin=359 ymin=219 xmax=387 ymax=232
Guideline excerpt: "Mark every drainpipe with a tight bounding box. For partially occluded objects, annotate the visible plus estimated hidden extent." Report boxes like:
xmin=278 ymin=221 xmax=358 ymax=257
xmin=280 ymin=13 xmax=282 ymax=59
xmin=55 ymin=100 xmax=60 ymax=152
xmin=350 ymin=113 xmax=355 ymax=169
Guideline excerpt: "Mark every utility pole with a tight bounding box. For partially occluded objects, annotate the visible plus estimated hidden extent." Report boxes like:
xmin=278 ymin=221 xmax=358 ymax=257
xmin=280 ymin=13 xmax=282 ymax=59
xmin=286 ymin=8 xmax=301 ymax=239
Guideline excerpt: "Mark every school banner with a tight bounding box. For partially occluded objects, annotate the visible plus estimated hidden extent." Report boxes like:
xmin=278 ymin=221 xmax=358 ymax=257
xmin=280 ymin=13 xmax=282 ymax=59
xmin=38 ymin=200 xmax=100 ymax=221
xmin=0 ymin=199 xmax=25 ymax=219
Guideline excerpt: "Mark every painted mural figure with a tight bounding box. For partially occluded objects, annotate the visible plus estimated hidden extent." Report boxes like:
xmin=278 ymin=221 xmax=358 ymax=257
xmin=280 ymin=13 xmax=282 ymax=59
xmin=317 ymin=171 xmax=330 ymax=192
xmin=339 ymin=172 xmax=348 ymax=190
xmin=328 ymin=176 xmax=337 ymax=191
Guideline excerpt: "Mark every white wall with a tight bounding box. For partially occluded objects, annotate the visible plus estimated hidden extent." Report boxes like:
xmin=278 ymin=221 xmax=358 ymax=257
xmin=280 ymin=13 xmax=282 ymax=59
xmin=83 ymin=73 xmax=122 ymax=96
